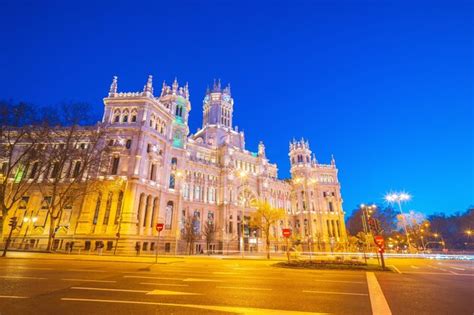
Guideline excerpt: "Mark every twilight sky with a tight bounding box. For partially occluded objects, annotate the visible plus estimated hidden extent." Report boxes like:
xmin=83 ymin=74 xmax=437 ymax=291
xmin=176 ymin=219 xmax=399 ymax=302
xmin=0 ymin=0 xmax=472 ymax=215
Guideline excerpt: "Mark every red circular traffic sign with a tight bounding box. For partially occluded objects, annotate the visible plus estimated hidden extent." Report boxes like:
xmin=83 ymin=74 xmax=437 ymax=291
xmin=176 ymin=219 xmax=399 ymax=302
xmin=282 ymin=228 xmax=292 ymax=238
xmin=156 ymin=223 xmax=164 ymax=232
xmin=374 ymin=235 xmax=384 ymax=247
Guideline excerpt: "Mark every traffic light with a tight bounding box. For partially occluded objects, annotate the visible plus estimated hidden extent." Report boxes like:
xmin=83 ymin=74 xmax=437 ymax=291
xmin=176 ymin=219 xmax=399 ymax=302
xmin=368 ymin=218 xmax=382 ymax=234
xmin=8 ymin=217 xmax=17 ymax=228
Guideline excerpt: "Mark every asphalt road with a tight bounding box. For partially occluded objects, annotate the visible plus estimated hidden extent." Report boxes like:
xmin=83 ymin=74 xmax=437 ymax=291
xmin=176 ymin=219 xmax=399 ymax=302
xmin=0 ymin=255 xmax=472 ymax=314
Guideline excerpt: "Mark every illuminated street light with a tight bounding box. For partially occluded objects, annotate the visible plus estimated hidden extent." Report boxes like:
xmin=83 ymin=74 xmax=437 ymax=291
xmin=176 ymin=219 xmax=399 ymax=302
xmin=385 ymin=191 xmax=416 ymax=253
xmin=21 ymin=216 xmax=37 ymax=249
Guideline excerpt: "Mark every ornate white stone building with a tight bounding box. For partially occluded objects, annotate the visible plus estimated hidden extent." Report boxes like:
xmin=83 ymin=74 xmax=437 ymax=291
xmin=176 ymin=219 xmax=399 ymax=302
xmin=3 ymin=75 xmax=347 ymax=255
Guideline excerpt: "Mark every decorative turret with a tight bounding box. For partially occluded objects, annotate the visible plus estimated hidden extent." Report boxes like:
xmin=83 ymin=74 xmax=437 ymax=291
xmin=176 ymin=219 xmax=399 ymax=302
xmin=109 ymin=76 xmax=118 ymax=96
xmin=143 ymin=75 xmax=153 ymax=96
xmin=258 ymin=141 xmax=266 ymax=158
xmin=202 ymin=79 xmax=234 ymax=128
xmin=172 ymin=77 xmax=179 ymax=93
xmin=289 ymin=138 xmax=312 ymax=167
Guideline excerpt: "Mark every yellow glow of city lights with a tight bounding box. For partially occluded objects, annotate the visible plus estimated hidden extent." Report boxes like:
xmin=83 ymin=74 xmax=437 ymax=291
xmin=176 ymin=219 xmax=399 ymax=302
xmin=238 ymin=170 xmax=248 ymax=178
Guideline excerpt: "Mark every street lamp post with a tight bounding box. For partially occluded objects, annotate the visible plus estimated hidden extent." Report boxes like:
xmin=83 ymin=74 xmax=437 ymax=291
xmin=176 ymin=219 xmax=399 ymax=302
xmin=385 ymin=192 xmax=416 ymax=253
xmin=360 ymin=204 xmax=376 ymax=252
xmin=237 ymin=170 xmax=249 ymax=259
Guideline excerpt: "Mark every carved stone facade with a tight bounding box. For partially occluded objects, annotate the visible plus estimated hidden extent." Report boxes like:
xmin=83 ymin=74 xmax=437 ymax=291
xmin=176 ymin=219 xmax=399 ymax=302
xmin=3 ymin=75 xmax=347 ymax=255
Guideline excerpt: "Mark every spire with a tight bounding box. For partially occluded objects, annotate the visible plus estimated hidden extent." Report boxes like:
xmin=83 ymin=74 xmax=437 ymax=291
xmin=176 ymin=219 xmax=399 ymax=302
xmin=212 ymin=78 xmax=221 ymax=92
xmin=172 ymin=77 xmax=179 ymax=93
xmin=331 ymin=154 xmax=336 ymax=166
xmin=224 ymin=83 xmax=231 ymax=95
xmin=109 ymin=76 xmax=118 ymax=96
xmin=258 ymin=141 xmax=266 ymax=158
xmin=143 ymin=75 xmax=153 ymax=96
xmin=184 ymin=82 xmax=189 ymax=99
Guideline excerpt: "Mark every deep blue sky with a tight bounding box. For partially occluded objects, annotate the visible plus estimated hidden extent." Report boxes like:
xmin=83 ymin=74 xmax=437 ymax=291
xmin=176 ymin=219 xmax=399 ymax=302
xmin=1 ymin=1 xmax=472 ymax=215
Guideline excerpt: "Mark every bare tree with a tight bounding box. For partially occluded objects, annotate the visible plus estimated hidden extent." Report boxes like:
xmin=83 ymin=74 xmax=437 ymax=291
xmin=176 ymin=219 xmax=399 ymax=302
xmin=0 ymin=101 xmax=50 ymax=251
xmin=250 ymin=200 xmax=286 ymax=259
xmin=182 ymin=214 xmax=199 ymax=255
xmin=35 ymin=103 xmax=109 ymax=251
xmin=202 ymin=220 xmax=217 ymax=255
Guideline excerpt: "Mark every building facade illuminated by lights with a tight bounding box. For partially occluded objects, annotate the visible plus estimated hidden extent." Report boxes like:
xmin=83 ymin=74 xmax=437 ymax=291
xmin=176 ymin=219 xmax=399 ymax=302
xmin=3 ymin=75 xmax=347 ymax=254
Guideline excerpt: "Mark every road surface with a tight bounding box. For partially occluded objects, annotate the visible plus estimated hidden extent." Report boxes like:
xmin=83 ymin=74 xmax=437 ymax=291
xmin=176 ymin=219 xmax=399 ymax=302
xmin=0 ymin=254 xmax=472 ymax=314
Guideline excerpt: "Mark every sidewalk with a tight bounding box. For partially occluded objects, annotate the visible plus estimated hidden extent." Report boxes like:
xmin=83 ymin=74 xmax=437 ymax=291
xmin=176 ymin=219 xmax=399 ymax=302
xmin=1 ymin=250 xmax=288 ymax=264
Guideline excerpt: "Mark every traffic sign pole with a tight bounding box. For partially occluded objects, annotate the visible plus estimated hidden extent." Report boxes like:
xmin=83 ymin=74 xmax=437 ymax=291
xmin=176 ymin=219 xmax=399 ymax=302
xmin=155 ymin=223 xmax=164 ymax=264
xmin=155 ymin=231 xmax=160 ymax=264
xmin=374 ymin=235 xmax=386 ymax=269
xmin=282 ymin=228 xmax=292 ymax=263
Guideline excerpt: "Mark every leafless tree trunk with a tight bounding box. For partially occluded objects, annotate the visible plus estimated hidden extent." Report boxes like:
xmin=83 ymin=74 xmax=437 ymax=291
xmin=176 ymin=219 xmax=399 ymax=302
xmin=0 ymin=101 xmax=50 ymax=250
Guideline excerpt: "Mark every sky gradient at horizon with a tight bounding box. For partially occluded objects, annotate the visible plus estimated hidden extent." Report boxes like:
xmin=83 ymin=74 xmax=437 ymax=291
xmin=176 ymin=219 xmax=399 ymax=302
xmin=0 ymin=0 xmax=472 ymax=215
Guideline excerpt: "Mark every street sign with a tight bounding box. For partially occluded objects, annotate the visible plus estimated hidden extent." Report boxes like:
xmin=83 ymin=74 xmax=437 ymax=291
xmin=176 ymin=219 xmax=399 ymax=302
xmin=156 ymin=223 xmax=164 ymax=232
xmin=374 ymin=235 xmax=384 ymax=247
xmin=282 ymin=228 xmax=292 ymax=238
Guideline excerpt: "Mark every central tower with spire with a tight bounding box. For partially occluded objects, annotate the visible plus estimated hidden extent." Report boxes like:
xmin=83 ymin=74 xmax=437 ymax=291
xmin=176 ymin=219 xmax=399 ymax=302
xmin=192 ymin=79 xmax=245 ymax=149
xmin=202 ymin=79 xmax=233 ymax=128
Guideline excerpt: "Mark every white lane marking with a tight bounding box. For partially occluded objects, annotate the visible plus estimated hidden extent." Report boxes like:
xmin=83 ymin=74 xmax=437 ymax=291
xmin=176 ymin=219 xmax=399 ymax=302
xmin=217 ymin=286 xmax=272 ymax=291
xmin=429 ymin=266 xmax=448 ymax=271
xmin=183 ymin=278 xmax=223 ymax=282
xmin=403 ymin=272 xmax=474 ymax=276
xmin=62 ymin=279 xmax=117 ymax=283
xmin=16 ymin=267 xmax=53 ymax=271
xmin=410 ymin=265 xmax=419 ymax=269
xmin=449 ymin=267 xmax=465 ymax=271
xmin=124 ymin=276 xmax=183 ymax=281
xmin=61 ymin=298 xmax=324 ymax=314
xmin=213 ymin=272 xmax=239 ymax=275
xmin=388 ymin=265 xmax=401 ymax=274
xmin=366 ymin=272 xmax=392 ymax=315
xmin=71 ymin=287 xmax=149 ymax=293
xmin=0 ymin=295 xmax=28 ymax=299
xmin=303 ymin=290 xmax=368 ymax=296
xmin=147 ymin=290 xmax=201 ymax=296
xmin=139 ymin=282 xmax=189 ymax=287
xmin=0 ymin=276 xmax=46 ymax=280
xmin=311 ymin=279 xmax=365 ymax=284
xmin=67 ymin=269 xmax=106 ymax=273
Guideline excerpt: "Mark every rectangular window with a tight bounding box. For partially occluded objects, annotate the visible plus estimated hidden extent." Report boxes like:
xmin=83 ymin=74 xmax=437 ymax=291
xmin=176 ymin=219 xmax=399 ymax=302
xmin=73 ymin=161 xmax=81 ymax=178
xmin=328 ymin=202 xmax=334 ymax=212
xmin=93 ymin=193 xmax=102 ymax=225
xmin=103 ymin=192 xmax=113 ymax=225
xmin=150 ymin=164 xmax=156 ymax=181
xmin=50 ymin=162 xmax=59 ymax=178
xmin=165 ymin=243 xmax=171 ymax=253
xmin=114 ymin=191 xmax=123 ymax=225
xmin=111 ymin=157 xmax=120 ymax=175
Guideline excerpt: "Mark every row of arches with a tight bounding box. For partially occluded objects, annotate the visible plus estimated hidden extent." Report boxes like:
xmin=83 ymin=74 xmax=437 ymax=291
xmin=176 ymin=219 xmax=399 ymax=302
xmin=112 ymin=108 xmax=137 ymax=124
xmin=149 ymin=113 xmax=167 ymax=135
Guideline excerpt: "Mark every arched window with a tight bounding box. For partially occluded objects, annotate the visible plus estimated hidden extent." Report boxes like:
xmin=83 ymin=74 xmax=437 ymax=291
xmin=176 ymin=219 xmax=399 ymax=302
xmin=193 ymin=210 xmax=200 ymax=233
xmin=114 ymin=191 xmax=123 ymax=225
xmin=103 ymin=192 xmax=113 ymax=225
xmin=169 ymin=174 xmax=176 ymax=189
xmin=143 ymin=195 xmax=151 ymax=227
xmin=137 ymin=193 xmax=145 ymax=222
xmin=151 ymin=197 xmax=158 ymax=228
xmin=113 ymin=109 xmax=121 ymax=123
xmin=165 ymin=201 xmax=173 ymax=229
xmin=92 ymin=192 xmax=102 ymax=225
